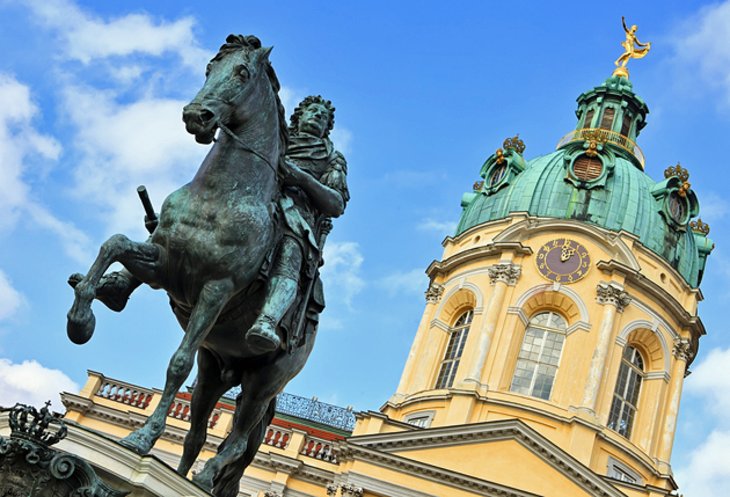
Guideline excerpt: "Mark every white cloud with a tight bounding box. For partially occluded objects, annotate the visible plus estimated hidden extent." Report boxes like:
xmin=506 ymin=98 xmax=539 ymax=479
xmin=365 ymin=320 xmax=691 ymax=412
xmin=696 ymin=191 xmax=729 ymax=224
xmin=676 ymin=347 xmax=730 ymax=495
xmin=417 ymin=217 xmax=457 ymax=235
xmin=0 ymin=359 xmax=78 ymax=409
xmin=62 ymin=83 xmax=205 ymax=237
xmin=24 ymin=0 xmax=209 ymax=69
xmin=330 ymin=127 xmax=353 ymax=155
xmin=0 ymin=271 xmax=24 ymax=321
xmin=0 ymin=74 xmax=90 ymax=262
xmin=673 ymin=1 xmax=730 ymax=106
xmin=379 ymin=268 xmax=427 ymax=297
xmin=684 ymin=347 xmax=730 ymax=417
xmin=320 ymin=241 xmax=365 ymax=307
xmin=675 ymin=430 xmax=730 ymax=497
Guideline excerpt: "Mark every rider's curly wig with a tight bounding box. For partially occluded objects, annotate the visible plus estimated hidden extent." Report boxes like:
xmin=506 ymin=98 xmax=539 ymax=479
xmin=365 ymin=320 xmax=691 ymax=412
xmin=289 ymin=96 xmax=335 ymax=138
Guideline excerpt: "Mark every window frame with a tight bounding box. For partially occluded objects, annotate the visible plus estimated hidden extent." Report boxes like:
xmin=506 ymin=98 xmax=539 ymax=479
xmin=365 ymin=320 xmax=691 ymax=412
xmin=434 ymin=309 xmax=473 ymax=389
xmin=509 ymin=311 xmax=568 ymax=401
xmin=607 ymin=346 xmax=645 ymax=439
xmin=404 ymin=410 xmax=435 ymax=429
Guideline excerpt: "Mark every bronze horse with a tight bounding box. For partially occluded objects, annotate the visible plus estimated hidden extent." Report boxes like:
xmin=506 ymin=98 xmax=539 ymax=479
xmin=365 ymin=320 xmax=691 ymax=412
xmin=67 ymin=35 xmax=322 ymax=496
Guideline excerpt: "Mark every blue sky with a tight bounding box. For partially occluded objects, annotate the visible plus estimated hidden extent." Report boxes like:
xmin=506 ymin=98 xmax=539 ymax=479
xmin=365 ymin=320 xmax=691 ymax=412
xmin=1 ymin=0 xmax=730 ymax=494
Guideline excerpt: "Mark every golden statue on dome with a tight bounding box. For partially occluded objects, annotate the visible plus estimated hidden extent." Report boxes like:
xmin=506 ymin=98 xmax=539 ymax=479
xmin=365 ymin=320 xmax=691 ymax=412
xmin=613 ymin=16 xmax=651 ymax=78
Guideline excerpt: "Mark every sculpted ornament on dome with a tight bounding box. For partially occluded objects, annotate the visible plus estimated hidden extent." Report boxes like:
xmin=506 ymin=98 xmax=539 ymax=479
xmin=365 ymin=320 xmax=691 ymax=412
xmin=487 ymin=263 xmax=521 ymax=285
xmin=596 ymin=282 xmax=631 ymax=312
xmin=479 ymin=135 xmax=527 ymax=195
xmin=690 ymin=218 xmax=710 ymax=236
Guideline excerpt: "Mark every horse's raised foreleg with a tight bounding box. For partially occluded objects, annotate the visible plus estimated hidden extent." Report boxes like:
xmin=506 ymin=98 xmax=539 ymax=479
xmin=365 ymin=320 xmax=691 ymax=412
xmin=67 ymin=234 xmax=162 ymax=344
xmin=120 ymin=278 xmax=235 ymax=455
xmin=177 ymin=348 xmax=234 ymax=476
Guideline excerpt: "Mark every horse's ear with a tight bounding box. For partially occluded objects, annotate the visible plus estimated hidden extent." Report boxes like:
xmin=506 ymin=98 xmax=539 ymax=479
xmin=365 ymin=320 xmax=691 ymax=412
xmin=257 ymin=46 xmax=273 ymax=63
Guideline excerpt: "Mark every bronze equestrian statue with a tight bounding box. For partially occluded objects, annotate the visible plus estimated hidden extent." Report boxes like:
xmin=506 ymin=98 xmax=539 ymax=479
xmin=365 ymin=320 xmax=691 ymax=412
xmin=66 ymin=34 xmax=348 ymax=497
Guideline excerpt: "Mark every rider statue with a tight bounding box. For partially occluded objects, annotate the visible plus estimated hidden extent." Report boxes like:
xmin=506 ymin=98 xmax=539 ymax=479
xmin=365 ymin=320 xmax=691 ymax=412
xmin=246 ymin=96 xmax=349 ymax=353
xmin=70 ymin=95 xmax=349 ymax=355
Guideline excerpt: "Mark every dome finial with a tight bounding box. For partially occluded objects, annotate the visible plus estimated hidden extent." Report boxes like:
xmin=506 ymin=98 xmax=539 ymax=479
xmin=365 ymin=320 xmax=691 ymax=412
xmin=613 ymin=16 xmax=651 ymax=78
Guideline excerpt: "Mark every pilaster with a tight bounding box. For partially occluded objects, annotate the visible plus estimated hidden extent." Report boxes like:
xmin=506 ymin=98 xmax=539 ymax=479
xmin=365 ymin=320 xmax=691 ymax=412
xmin=657 ymin=338 xmax=691 ymax=469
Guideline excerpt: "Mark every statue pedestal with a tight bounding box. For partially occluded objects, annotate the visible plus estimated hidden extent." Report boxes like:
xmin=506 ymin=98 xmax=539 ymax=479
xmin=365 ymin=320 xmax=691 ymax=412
xmin=0 ymin=408 xmax=210 ymax=497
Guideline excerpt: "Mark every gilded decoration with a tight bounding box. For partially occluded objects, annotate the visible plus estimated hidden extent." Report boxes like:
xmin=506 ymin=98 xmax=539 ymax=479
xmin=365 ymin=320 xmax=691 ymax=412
xmin=596 ymin=282 xmax=631 ymax=312
xmin=613 ymin=16 xmax=651 ymax=78
xmin=503 ymin=134 xmax=526 ymax=154
xmin=690 ymin=218 xmax=710 ymax=235
xmin=495 ymin=148 xmax=506 ymax=165
xmin=473 ymin=180 xmax=484 ymax=191
xmin=425 ymin=282 xmax=445 ymax=303
xmin=487 ymin=263 xmax=521 ymax=285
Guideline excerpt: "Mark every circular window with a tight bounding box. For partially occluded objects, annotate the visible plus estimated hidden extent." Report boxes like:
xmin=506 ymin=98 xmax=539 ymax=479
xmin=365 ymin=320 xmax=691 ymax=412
xmin=572 ymin=155 xmax=603 ymax=181
xmin=488 ymin=164 xmax=507 ymax=187
xmin=668 ymin=191 xmax=688 ymax=224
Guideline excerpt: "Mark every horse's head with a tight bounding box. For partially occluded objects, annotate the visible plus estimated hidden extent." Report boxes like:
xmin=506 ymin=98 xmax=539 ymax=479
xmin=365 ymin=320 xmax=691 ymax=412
xmin=183 ymin=35 xmax=275 ymax=144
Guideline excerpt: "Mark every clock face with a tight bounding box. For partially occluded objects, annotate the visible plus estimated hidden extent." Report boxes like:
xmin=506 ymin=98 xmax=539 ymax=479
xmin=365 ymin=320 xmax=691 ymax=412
xmin=536 ymin=238 xmax=590 ymax=284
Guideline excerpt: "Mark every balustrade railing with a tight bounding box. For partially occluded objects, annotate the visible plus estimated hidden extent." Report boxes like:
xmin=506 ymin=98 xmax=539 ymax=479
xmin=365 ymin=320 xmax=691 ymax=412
xmin=262 ymin=426 xmax=291 ymax=449
xmin=167 ymin=397 xmax=222 ymax=429
xmin=300 ymin=435 xmax=338 ymax=463
xmin=95 ymin=379 xmax=153 ymax=409
xmin=555 ymin=127 xmax=645 ymax=169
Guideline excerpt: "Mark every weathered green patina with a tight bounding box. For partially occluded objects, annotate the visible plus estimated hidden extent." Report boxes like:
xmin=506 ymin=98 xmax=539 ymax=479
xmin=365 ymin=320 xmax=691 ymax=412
xmin=458 ymin=76 xmax=713 ymax=287
xmin=66 ymin=34 xmax=348 ymax=497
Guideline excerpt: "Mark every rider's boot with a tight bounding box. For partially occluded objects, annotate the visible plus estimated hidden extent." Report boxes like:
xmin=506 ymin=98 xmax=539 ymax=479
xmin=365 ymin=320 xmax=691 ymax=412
xmin=246 ymin=315 xmax=281 ymax=353
xmin=68 ymin=269 xmax=140 ymax=312
xmin=245 ymin=274 xmax=298 ymax=353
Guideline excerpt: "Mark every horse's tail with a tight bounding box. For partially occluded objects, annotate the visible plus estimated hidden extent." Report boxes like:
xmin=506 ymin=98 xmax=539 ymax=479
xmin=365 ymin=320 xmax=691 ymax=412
xmin=212 ymin=398 xmax=277 ymax=497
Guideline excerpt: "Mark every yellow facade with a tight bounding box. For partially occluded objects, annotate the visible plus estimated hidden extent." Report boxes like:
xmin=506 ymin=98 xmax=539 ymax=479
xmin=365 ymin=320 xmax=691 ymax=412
xmin=62 ymin=208 xmax=702 ymax=497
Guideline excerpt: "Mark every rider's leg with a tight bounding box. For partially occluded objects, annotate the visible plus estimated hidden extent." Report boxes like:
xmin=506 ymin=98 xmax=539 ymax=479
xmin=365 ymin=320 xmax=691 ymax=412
xmin=245 ymin=236 xmax=303 ymax=353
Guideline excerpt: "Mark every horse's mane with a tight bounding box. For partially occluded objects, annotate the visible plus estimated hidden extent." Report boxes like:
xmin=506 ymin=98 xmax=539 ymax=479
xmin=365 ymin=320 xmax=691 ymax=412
xmin=213 ymin=34 xmax=289 ymax=157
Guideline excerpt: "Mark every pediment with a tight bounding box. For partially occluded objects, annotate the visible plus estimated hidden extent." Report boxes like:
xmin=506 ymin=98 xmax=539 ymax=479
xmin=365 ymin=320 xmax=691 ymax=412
xmin=347 ymin=419 xmax=628 ymax=497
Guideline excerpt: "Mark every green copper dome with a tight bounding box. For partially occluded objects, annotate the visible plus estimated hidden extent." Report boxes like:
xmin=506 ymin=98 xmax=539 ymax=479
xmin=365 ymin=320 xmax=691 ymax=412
xmin=457 ymin=76 xmax=713 ymax=288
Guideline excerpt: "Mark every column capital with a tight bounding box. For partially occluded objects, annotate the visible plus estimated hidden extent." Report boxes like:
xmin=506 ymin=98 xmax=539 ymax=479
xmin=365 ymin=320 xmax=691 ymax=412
xmin=672 ymin=338 xmax=692 ymax=362
xmin=487 ymin=263 xmax=521 ymax=285
xmin=425 ymin=282 xmax=444 ymax=303
xmin=596 ymin=282 xmax=631 ymax=312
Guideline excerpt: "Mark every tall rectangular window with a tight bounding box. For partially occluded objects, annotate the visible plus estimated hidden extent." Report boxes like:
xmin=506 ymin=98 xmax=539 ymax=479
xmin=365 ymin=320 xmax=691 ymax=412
xmin=434 ymin=310 xmax=473 ymax=389
xmin=510 ymin=312 xmax=566 ymax=400
xmin=607 ymin=346 xmax=644 ymax=438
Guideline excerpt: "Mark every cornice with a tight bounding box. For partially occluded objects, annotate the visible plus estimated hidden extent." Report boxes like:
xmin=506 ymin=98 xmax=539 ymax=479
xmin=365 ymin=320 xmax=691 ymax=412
xmin=426 ymin=242 xmax=532 ymax=279
xmin=346 ymin=419 xmax=628 ymax=497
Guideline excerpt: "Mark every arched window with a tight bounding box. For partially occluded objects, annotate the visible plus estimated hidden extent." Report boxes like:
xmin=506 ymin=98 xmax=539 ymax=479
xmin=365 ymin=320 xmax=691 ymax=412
xmin=600 ymin=107 xmax=615 ymax=130
xmin=510 ymin=311 xmax=567 ymax=400
xmin=583 ymin=109 xmax=595 ymax=129
xmin=434 ymin=309 xmax=473 ymax=389
xmin=608 ymin=346 xmax=644 ymax=438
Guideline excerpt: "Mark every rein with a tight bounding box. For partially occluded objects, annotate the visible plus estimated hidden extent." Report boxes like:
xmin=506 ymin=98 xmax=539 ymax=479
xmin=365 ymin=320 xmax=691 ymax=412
xmin=216 ymin=121 xmax=281 ymax=176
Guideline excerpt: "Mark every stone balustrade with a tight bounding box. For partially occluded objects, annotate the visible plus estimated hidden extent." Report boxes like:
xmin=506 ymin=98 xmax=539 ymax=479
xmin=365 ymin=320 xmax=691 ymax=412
xmin=95 ymin=378 xmax=153 ymax=409
xmin=300 ymin=435 xmax=338 ymax=463
xmin=262 ymin=426 xmax=291 ymax=449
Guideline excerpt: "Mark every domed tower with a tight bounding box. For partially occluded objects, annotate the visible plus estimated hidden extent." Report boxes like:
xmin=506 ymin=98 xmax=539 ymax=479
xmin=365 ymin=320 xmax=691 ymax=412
xmin=348 ymin=26 xmax=713 ymax=497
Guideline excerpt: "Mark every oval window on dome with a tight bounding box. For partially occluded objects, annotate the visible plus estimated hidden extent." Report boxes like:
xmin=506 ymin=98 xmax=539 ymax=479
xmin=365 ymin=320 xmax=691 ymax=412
xmin=668 ymin=191 xmax=688 ymax=224
xmin=572 ymin=155 xmax=603 ymax=182
xmin=488 ymin=163 xmax=507 ymax=187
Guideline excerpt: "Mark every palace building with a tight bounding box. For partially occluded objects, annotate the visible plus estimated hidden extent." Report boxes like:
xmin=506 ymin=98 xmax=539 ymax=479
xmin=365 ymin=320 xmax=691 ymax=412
xmin=14 ymin=53 xmax=712 ymax=497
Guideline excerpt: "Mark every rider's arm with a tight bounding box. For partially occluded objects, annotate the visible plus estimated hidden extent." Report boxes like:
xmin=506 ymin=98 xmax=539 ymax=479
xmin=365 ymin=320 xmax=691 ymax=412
xmin=282 ymin=161 xmax=346 ymax=218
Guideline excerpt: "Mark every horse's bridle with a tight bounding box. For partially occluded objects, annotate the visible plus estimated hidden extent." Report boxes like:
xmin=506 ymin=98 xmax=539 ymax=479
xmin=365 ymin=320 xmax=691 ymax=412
xmin=216 ymin=121 xmax=281 ymax=176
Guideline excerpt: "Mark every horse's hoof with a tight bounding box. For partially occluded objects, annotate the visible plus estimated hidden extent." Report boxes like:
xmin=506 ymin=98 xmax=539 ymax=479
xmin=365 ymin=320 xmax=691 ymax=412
xmin=192 ymin=470 xmax=214 ymax=491
xmin=67 ymin=311 xmax=96 ymax=345
xmin=119 ymin=431 xmax=154 ymax=455
xmin=67 ymin=273 xmax=83 ymax=288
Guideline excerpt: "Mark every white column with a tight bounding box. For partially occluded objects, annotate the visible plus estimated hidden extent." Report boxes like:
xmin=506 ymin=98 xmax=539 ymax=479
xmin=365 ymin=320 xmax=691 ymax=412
xmin=658 ymin=339 xmax=690 ymax=464
xmin=464 ymin=263 xmax=520 ymax=386
xmin=581 ymin=282 xmax=630 ymax=414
